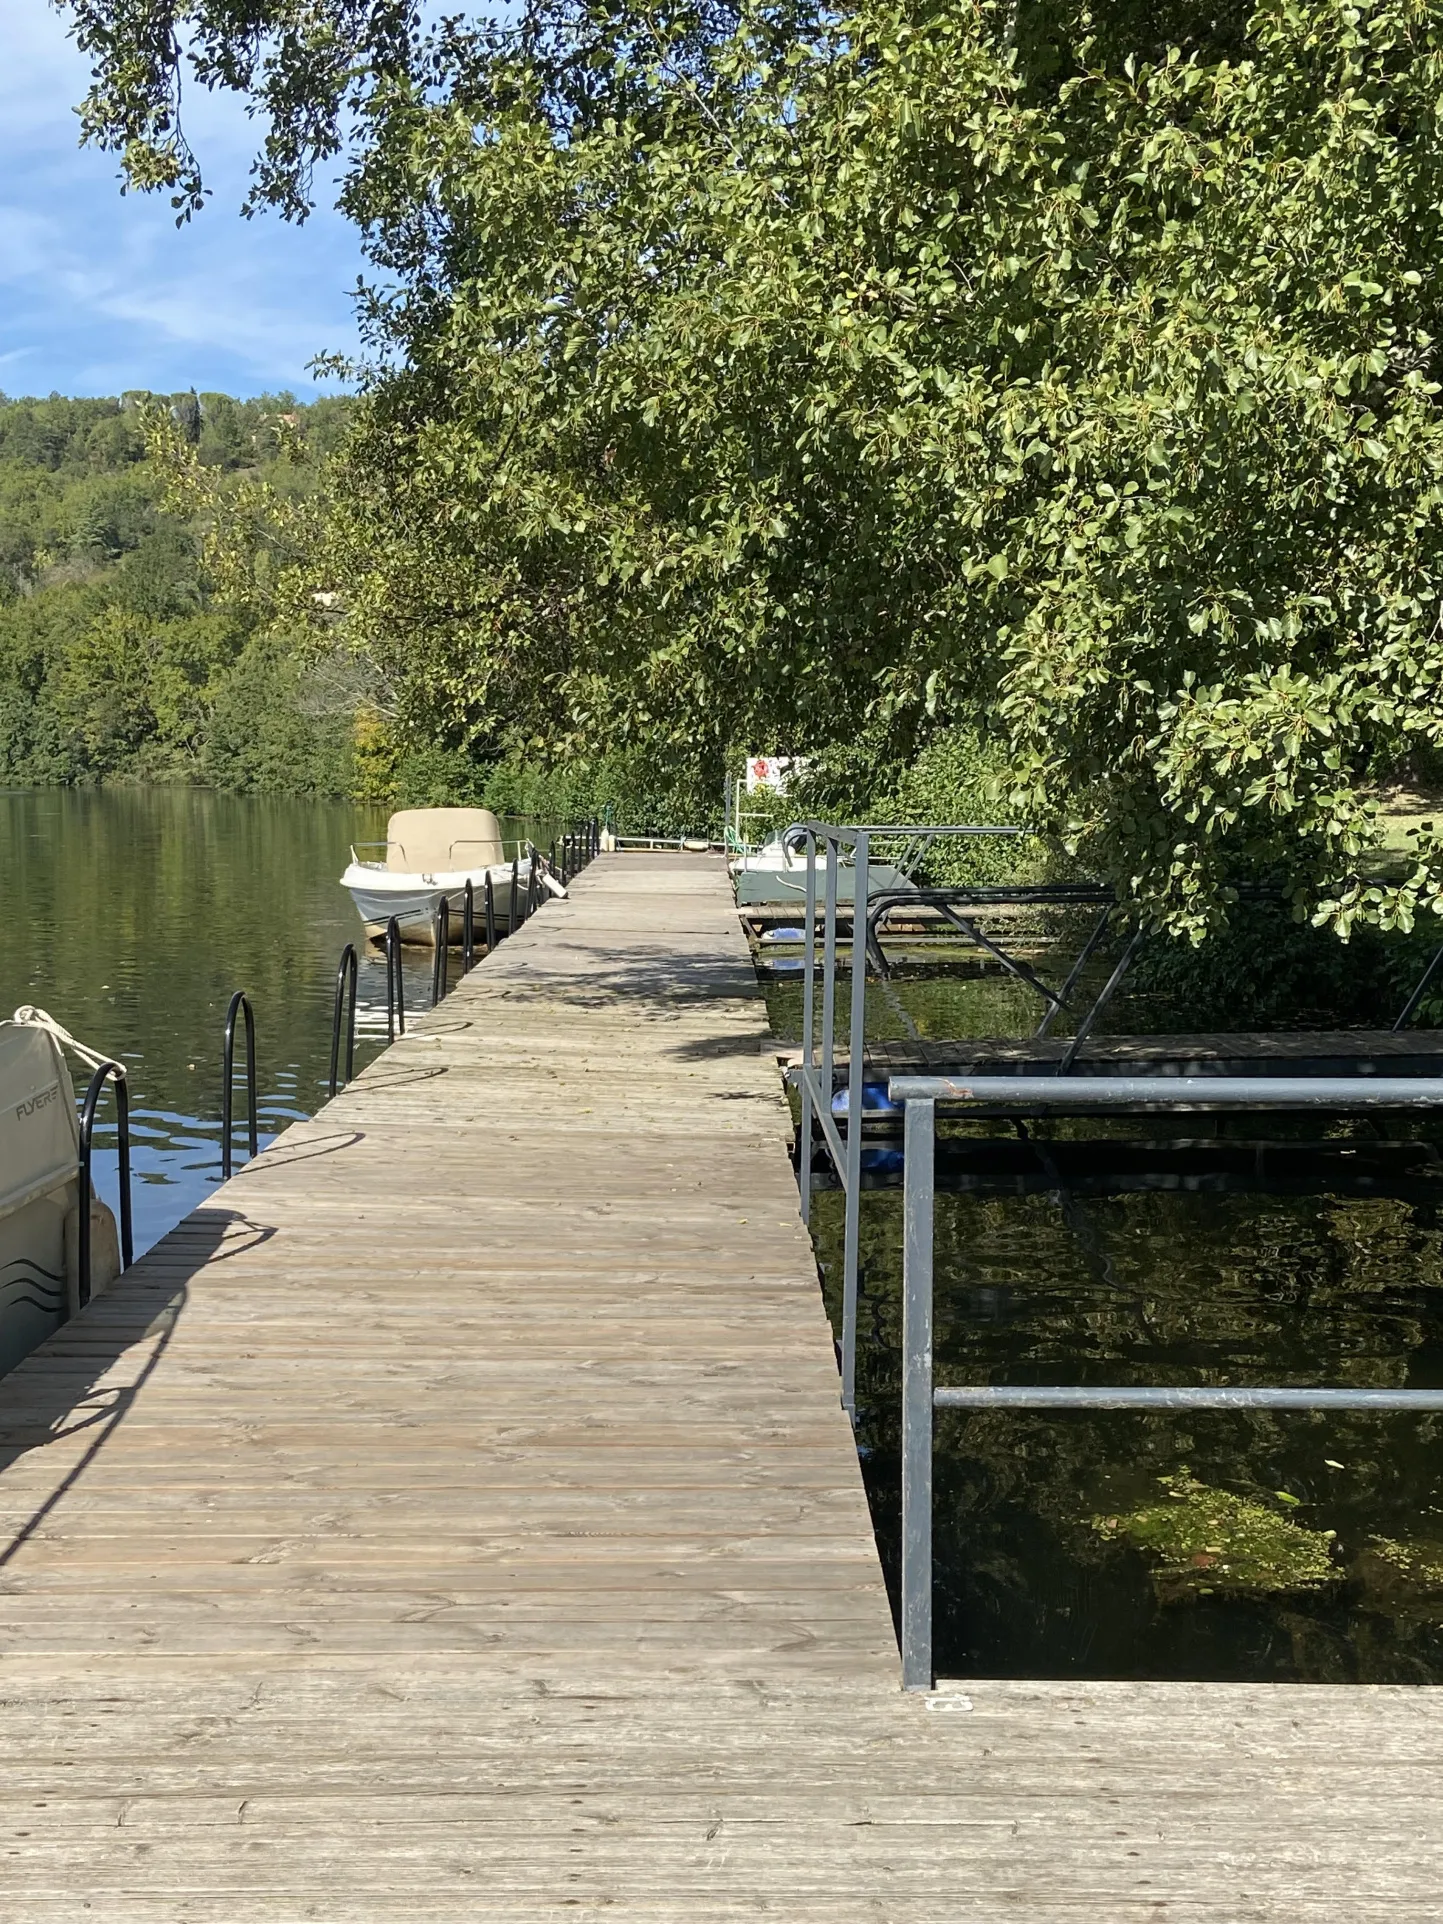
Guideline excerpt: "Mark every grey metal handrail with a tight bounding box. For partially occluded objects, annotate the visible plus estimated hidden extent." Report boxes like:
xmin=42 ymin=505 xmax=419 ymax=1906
xmin=794 ymin=823 xmax=1084 ymax=1417
xmin=891 ymin=1070 xmax=1443 ymax=1690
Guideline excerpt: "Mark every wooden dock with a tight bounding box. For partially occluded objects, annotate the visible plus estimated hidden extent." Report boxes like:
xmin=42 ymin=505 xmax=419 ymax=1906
xmin=1 ymin=851 xmax=1440 ymax=1918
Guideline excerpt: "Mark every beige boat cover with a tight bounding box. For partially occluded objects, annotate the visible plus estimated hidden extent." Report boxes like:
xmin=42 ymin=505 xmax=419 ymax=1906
xmin=386 ymin=808 xmax=505 ymax=873
xmin=0 ymin=1022 xmax=78 ymax=1222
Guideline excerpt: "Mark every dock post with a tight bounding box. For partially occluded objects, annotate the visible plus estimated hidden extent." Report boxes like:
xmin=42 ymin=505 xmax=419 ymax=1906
xmin=485 ymin=872 xmax=497 ymax=952
xmin=900 ymin=1093 xmax=936 ymax=1691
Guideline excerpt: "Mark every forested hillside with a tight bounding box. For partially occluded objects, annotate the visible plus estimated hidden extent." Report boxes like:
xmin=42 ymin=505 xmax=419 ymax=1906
xmin=0 ymin=391 xmax=356 ymax=793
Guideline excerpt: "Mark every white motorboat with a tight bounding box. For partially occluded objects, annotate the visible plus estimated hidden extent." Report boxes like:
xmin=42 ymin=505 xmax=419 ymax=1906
xmin=341 ymin=807 xmax=566 ymax=943
xmin=730 ymin=829 xmax=919 ymax=907
xmin=0 ymin=1011 xmax=122 ymax=1380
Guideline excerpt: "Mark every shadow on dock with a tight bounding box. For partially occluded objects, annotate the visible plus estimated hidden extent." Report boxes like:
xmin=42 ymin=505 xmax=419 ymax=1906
xmin=0 ymin=1207 xmax=271 ymax=1566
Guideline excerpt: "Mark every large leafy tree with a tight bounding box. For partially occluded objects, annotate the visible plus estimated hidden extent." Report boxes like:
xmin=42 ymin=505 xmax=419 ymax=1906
xmin=58 ymin=0 xmax=1443 ymax=932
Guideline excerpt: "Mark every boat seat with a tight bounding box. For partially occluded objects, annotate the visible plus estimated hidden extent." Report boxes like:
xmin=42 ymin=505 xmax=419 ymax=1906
xmin=385 ymin=808 xmax=505 ymax=873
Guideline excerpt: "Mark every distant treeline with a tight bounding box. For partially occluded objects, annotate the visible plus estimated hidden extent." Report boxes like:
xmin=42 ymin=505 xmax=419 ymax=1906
xmin=0 ymin=390 xmax=357 ymax=794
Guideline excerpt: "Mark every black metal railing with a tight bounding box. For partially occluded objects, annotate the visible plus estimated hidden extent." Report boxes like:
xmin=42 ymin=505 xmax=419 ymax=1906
xmin=329 ymin=944 xmax=358 ymax=1097
xmin=76 ymin=1060 xmax=133 ymax=1310
xmin=384 ymin=917 xmax=406 ymax=1041
xmin=221 ymin=991 xmax=258 ymax=1179
xmin=432 ymin=895 xmax=450 ymax=1004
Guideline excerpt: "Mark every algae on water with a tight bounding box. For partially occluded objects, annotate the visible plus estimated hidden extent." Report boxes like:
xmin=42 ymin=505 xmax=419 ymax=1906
xmin=1353 ymin=1538 xmax=1443 ymax=1623
xmin=1092 ymin=1472 xmax=1338 ymax=1602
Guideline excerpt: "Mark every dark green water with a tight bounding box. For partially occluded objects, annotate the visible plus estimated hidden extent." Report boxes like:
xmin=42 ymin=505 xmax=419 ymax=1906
xmin=0 ymin=787 xmax=440 ymax=1256
xmin=769 ymin=956 xmax=1443 ymax=1684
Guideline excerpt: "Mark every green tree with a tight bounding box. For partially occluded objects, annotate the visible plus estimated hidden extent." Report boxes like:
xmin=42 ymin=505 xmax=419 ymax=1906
xmin=60 ymin=0 xmax=1443 ymax=932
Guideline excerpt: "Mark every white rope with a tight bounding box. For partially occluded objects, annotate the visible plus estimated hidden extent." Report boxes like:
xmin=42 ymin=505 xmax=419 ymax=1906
xmin=9 ymin=1006 xmax=121 ymax=1076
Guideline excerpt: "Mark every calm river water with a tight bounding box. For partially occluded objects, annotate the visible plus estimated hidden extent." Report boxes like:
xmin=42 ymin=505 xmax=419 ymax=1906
xmin=0 ymin=786 xmax=438 ymax=1256
xmin=768 ymin=961 xmax=1443 ymax=1684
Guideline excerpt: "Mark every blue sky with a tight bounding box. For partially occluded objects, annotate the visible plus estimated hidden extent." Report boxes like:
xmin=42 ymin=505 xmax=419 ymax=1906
xmin=0 ymin=5 xmax=366 ymax=400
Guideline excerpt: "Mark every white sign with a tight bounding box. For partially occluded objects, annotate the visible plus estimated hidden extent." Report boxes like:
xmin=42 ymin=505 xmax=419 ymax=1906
xmin=744 ymin=755 xmax=804 ymax=795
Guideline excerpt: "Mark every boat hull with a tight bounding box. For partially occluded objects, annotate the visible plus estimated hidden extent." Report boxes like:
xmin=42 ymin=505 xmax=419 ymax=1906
xmin=342 ymin=862 xmax=564 ymax=944
xmin=730 ymin=859 xmax=916 ymax=907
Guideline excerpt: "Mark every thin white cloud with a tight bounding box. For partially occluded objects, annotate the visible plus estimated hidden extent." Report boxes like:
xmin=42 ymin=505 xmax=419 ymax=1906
xmin=0 ymin=2 xmax=364 ymax=395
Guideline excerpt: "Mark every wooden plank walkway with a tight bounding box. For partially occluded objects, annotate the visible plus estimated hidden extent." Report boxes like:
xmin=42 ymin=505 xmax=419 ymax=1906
xmin=0 ymin=851 xmax=1440 ymax=1919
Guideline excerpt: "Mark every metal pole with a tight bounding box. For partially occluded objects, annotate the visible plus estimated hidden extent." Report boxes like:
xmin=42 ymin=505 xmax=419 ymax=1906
xmin=485 ymin=871 xmax=497 ymax=952
xmin=886 ymin=1072 xmax=1443 ymax=1109
xmin=799 ymin=827 xmax=817 ymax=1223
xmin=932 ymin=1384 xmax=1443 ymax=1411
xmin=385 ymin=918 xmax=405 ymax=1040
xmin=1394 ymin=942 xmax=1443 ymax=1031
xmin=432 ymin=897 xmax=450 ymax=1004
xmin=77 ymin=1061 xmax=132 ymax=1312
xmin=510 ymin=858 xmax=519 ymax=935
xmin=840 ymin=829 xmax=869 ymax=1417
xmin=1058 ymin=928 xmax=1144 ymax=1072
xmin=901 ymin=1094 xmax=936 ymax=1692
xmin=821 ymin=837 xmax=839 ymax=1117
xmin=1036 ymin=905 xmax=1114 ymax=1038
xmin=329 ymin=943 xmax=358 ymax=1097
xmin=463 ymin=880 xmax=475 ymax=974
xmin=221 ymin=991 xmax=256 ymax=1178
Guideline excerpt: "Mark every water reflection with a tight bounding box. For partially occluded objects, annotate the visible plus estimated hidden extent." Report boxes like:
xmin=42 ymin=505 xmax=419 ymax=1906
xmin=0 ymin=787 xmax=440 ymax=1255
xmin=783 ymin=955 xmax=1443 ymax=1683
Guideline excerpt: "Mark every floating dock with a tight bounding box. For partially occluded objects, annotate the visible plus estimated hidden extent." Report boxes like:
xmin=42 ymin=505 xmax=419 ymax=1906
xmin=0 ymin=852 xmax=1440 ymax=1917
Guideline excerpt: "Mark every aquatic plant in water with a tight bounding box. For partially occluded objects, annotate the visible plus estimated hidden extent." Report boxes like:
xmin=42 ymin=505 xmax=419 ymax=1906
xmin=1353 ymin=1539 xmax=1443 ymax=1624
xmin=1092 ymin=1472 xmax=1338 ymax=1602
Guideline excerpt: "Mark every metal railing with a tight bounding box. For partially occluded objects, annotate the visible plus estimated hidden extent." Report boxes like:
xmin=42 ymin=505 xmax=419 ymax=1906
xmin=221 ymin=991 xmax=258 ymax=1179
xmin=794 ymin=823 xmax=1047 ymax=1417
xmin=864 ymin=885 xmax=1117 ymax=1038
xmin=329 ymin=944 xmax=358 ymax=1097
xmin=384 ymin=917 xmax=406 ymax=1041
xmin=432 ymin=896 xmax=451 ymax=1004
xmin=889 ymin=1071 xmax=1443 ymax=1690
xmin=1395 ymin=942 xmax=1443 ymax=1030
xmin=76 ymin=1061 xmax=134 ymax=1311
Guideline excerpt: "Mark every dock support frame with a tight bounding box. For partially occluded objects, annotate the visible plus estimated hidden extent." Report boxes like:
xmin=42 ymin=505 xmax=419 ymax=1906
xmin=892 ymin=1070 xmax=1443 ymax=1691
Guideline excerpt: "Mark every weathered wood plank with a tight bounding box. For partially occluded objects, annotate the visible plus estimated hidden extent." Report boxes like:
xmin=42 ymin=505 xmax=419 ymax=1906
xmin=0 ymin=851 xmax=1437 ymax=1919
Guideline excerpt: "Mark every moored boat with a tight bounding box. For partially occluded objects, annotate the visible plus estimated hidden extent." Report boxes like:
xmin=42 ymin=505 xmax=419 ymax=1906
xmin=0 ymin=1011 xmax=122 ymax=1380
xmin=340 ymin=807 xmax=567 ymax=943
xmin=730 ymin=827 xmax=918 ymax=907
